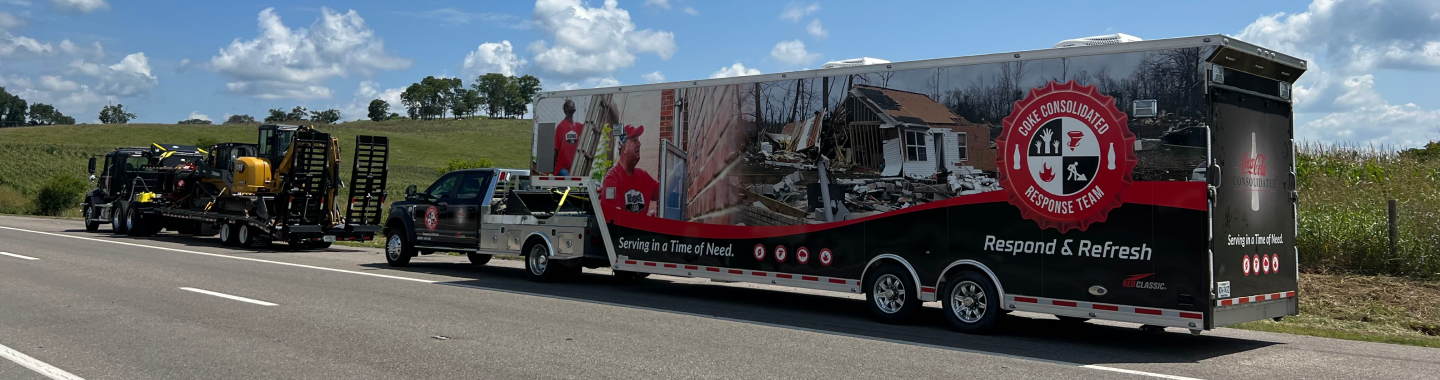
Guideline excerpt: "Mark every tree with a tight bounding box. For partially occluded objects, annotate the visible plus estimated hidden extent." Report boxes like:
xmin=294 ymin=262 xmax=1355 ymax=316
xmin=264 ymin=108 xmax=288 ymax=123
xmin=309 ymin=108 xmax=340 ymax=124
xmin=224 ymin=114 xmax=256 ymax=124
xmin=178 ymin=119 xmax=212 ymax=125
xmin=400 ymin=83 xmax=423 ymax=120
xmin=0 ymin=86 xmax=28 ymax=127
xmin=473 ymin=73 xmax=510 ymax=118
xmin=368 ymin=99 xmax=389 ymax=122
xmin=387 ymin=112 xmax=402 ymax=120
xmin=98 ymin=104 xmax=136 ymax=124
xmin=460 ymin=89 xmax=482 ymax=118
xmin=513 ymin=75 xmax=542 ymax=117
xmin=286 ymin=106 xmax=308 ymax=122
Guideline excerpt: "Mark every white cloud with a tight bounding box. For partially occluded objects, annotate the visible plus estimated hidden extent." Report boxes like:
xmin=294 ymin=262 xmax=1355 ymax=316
xmin=51 ymin=0 xmax=108 ymax=13
xmin=2 ymin=0 xmax=31 ymax=6
xmin=57 ymin=39 xmax=77 ymax=54
xmin=2 ymin=74 xmax=113 ymax=120
xmin=644 ymin=0 xmax=670 ymax=9
xmin=684 ymin=7 xmax=698 ymax=16
xmin=710 ymin=62 xmax=760 ymax=78
xmin=38 ymin=75 xmax=78 ymax=91
xmin=0 ymin=32 xmax=53 ymax=56
xmin=530 ymin=0 xmax=676 ymax=78
xmin=1238 ymin=0 xmax=1440 ymax=146
xmin=780 ymin=2 xmax=819 ymax=22
xmin=65 ymin=52 xmax=157 ymax=96
xmin=806 ymin=19 xmax=827 ymax=39
xmin=407 ymin=8 xmax=527 ymax=28
xmin=187 ymin=111 xmax=211 ymax=122
xmin=0 ymin=12 xmax=24 ymax=30
xmin=641 ymin=71 xmax=664 ymax=83
xmin=339 ymin=80 xmax=405 ymax=121
xmin=770 ymin=39 xmax=819 ymax=65
xmin=209 ymin=7 xmax=411 ymax=100
xmin=462 ymin=40 xmax=526 ymax=78
xmin=549 ymin=77 xmax=621 ymax=91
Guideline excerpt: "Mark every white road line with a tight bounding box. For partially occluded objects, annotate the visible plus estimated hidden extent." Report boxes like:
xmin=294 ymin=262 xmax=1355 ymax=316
xmin=179 ymin=287 xmax=278 ymax=306
xmin=0 ymin=224 xmax=1198 ymax=380
xmin=0 ymin=251 xmax=39 ymax=260
xmin=0 ymin=342 xmax=85 ymax=380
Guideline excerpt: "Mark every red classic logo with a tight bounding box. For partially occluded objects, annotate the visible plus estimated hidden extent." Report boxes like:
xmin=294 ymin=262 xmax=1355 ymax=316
xmin=423 ymin=206 xmax=439 ymax=231
xmin=1123 ymin=273 xmax=1166 ymax=290
xmin=997 ymin=81 xmax=1137 ymax=232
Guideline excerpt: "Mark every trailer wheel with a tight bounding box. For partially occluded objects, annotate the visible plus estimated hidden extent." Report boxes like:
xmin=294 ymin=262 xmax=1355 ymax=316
xmin=384 ymin=232 xmax=413 ymax=267
xmin=111 ymin=204 xmax=128 ymax=234
xmin=466 ymin=252 xmax=492 ymax=265
xmin=219 ymin=223 xmax=237 ymax=246
xmin=524 ymin=241 xmax=573 ymax=282
xmin=126 ymin=207 xmax=153 ymax=237
xmin=84 ymin=206 xmax=100 ymax=232
xmin=941 ymin=270 xmax=1001 ymax=334
xmin=864 ymin=264 xmax=921 ymax=324
xmin=236 ymin=225 xmax=258 ymax=248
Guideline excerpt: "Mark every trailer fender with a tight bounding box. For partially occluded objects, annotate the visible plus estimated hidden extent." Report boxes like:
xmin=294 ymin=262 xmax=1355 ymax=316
xmin=935 ymin=260 xmax=1007 ymax=307
xmin=860 ymin=254 xmax=928 ymax=301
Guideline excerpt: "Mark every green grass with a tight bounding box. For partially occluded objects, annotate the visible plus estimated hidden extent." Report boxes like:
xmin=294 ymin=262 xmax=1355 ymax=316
xmin=0 ymin=118 xmax=532 ymax=219
xmin=1232 ymin=273 xmax=1440 ymax=348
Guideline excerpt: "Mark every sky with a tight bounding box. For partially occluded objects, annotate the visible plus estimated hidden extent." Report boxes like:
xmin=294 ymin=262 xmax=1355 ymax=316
xmin=1 ymin=0 xmax=1437 ymax=147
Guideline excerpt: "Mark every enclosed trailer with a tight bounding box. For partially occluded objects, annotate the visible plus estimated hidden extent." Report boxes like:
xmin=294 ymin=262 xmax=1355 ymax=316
xmin=519 ymin=34 xmax=1301 ymax=333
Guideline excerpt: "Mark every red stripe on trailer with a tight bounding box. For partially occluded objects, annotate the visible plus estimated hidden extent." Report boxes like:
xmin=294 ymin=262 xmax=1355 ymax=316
xmin=776 ymin=274 xmax=793 ymax=279
xmin=706 ymin=267 xmax=720 ymax=272
xmin=801 ymin=276 xmax=819 ymax=281
xmin=1015 ymin=297 xmax=1039 ymax=303
xmin=1237 ymin=297 xmax=1250 ymax=304
xmin=643 ymin=262 xmax=657 ymax=266
xmin=751 ymin=271 xmax=767 ymax=277
xmin=828 ymin=278 xmax=847 ymax=284
xmin=920 ymin=286 xmax=937 ymax=293
xmin=1052 ymin=300 xmax=1078 ymax=307
xmin=1285 ymin=291 xmax=1296 ymax=297
xmin=728 ymin=269 xmax=743 ymax=274
xmin=684 ymin=265 xmax=698 ymax=270
xmin=624 ymin=260 xmax=637 ymax=265
xmin=1180 ymin=312 xmax=1203 ymax=319
xmin=1092 ymin=304 xmax=1119 ymax=311
xmin=1135 ymin=308 xmax=1163 ymax=316
xmin=663 ymin=264 xmax=677 ymax=268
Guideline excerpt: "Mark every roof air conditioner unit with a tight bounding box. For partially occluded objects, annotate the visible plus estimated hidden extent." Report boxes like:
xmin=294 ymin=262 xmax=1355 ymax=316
xmin=1052 ymin=33 xmax=1143 ymax=49
xmin=821 ymin=57 xmax=891 ymax=69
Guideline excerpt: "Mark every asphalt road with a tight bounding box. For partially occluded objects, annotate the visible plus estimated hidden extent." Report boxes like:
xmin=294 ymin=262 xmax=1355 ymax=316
xmin=0 ymin=215 xmax=1436 ymax=380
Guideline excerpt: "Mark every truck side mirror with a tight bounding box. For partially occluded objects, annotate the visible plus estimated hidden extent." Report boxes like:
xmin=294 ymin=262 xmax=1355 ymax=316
xmin=405 ymin=184 xmax=417 ymax=198
xmin=88 ymin=157 xmax=97 ymax=174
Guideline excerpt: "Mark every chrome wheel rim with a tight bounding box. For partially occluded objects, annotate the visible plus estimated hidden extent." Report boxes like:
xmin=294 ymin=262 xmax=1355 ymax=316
xmin=220 ymin=224 xmax=230 ymax=241
xmin=238 ymin=226 xmax=250 ymax=244
xmin=873 ymin=274 xmax=906 ymax=314
xmin=528 ymin=244 xmax=548 ymax=275
xmin=386 ymin=235 xmax=402 ymax=261
xmin=951 ymin=280 xmax=988 ymax=323
xmin=112 ymin=209 xmax=122 ymax=230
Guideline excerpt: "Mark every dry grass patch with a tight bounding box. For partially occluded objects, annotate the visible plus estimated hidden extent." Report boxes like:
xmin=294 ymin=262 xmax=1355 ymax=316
xmin=1236 ymin=273 xmax=1440 ymax=347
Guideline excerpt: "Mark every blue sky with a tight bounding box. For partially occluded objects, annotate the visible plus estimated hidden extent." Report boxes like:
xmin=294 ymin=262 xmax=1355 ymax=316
xmin=2 ymin=0 xmax=1438 ymax=146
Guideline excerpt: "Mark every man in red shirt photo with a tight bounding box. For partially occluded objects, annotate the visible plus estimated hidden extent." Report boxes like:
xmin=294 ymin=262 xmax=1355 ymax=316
xmin=552 ymin=99 xmax=582 ymax=175
xmin=601 ymin=125 xmax=659 ymax=217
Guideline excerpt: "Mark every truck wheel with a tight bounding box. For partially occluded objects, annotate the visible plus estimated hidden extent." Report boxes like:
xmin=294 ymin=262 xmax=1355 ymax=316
xmin=941 ymin=270 xmax=1002 ymax=334
xmin=864 ymin=264 xmax=921 ymax=324
xmin=126 ymin=207 xmax=152 ymax=237
xmin=219 ymin=223 xmax=237 ymax=246
xmin=466 ymin=252 xmax=492 ymax=265
xmin=524 ymin=242 xmax=571 ymax=282
xmin=236 ymin=225 xmax=258 ymax=248
xmin=111 ymin=204 xmax=128 ymax=234
xmin=84 ymin=206 xmax=100 ymax=232
xmin=384 ymin=233 xmax=413 ymax=267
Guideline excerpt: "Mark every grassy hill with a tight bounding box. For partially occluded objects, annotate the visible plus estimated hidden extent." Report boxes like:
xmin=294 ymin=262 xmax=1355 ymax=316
xmin=0 ymin=118 xmax=532 ymax=215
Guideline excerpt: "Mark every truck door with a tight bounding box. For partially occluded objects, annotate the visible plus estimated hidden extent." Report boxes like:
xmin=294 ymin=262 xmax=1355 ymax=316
xmin=1209 ymin=86 xmax=1298 ymax=322
xmin=414 ymin=173 xmax=460 ymax=246
xmin=444 ymin=172 xmax=492 ymax=248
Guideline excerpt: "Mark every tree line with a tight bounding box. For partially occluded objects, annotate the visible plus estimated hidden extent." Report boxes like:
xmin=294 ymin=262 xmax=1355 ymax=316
xmin=367 ymin=73 xmax=541 ymax=122
xmin=0 ymin=86 xmax=78 ymax=127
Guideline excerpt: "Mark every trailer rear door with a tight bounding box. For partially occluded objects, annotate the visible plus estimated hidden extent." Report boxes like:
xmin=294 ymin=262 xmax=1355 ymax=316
xmin=1209 ymin=86 xmax=1299 ymax=327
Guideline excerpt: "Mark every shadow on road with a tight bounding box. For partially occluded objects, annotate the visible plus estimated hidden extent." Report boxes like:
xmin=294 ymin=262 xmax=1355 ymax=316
xmin=363 ymin=260 xmax=1278 ymax=367
xmin=62 ymin=229 xmax=375 ymax=255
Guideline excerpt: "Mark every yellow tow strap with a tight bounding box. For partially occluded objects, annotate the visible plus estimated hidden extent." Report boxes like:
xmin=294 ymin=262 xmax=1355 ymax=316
xmin=554 ymin=187 xmax=572 ymax=213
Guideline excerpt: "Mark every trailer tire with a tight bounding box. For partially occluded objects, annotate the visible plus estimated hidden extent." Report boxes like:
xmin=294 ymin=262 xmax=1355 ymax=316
xmin=941 ymin=270 xmax=1002 ymax=334
xmin=111 ymin=204 xmax=128 ymax=234
xmin=864 ymin=263 xmax=921 ymax=324
xmin=524 ymin=241 xmax=570 ymax=283
xmin=84 ymin=206 xmax=100 ymax=232
xmin=466 ymin=252 xmax=492 ymax=265
xmin=126 ymin=207 xmax=154 ymax=237
xmin=385 ymin=232 xmax=413 ymax=267
xmin=219 ymin=223 xmax=238 ymax=246
xmin=236 ymin=225 xmax=258 ymax=248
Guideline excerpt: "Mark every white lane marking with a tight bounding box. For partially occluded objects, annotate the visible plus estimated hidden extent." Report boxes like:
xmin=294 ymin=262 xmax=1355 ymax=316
xmin=0 ymin=342 xmax=85 ymax=380
xmin=179 ymin=287 xmax=278 ymax=306
xmin=0 ymin=251 xmax=39 ymax=260
xmin=0 ymin=226 xmax=435 ymax=284
xmin=0 ymin=224 xmax=1197 ymax=380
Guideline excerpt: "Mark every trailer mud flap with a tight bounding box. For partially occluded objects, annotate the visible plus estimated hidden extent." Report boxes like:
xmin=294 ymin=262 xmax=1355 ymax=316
xmin=1208 ymin=87 xmax=1299 ymax=327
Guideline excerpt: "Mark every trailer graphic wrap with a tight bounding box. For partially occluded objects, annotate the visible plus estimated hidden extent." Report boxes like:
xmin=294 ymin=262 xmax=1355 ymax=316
xmin=1211 ymin=86 xmax=1298 ymax=303
xmin=535 ymin=46 xmax=1236 ymax=315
